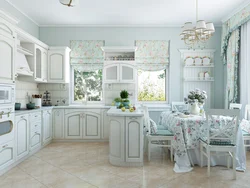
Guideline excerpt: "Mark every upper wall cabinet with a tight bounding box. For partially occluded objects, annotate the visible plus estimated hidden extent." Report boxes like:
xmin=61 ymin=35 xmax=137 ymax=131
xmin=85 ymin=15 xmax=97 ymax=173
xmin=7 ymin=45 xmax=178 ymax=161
xmin=102 ymin=46 xmax=137 ymax=83
xmin=48 ymin=47 xmax=71 ymax=83
xmin=0 ymin=10 xmax=18 ymax=84
xmin=35 ymin=44 xmax=48 ymax=82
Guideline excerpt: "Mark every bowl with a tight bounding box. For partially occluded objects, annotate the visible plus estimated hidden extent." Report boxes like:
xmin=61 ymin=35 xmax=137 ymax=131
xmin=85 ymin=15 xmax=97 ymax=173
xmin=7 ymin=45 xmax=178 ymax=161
xmin=26 ymin=102 xmax=35 ymax=109
xmin=15 ymin=103 xmax=21 ymax=110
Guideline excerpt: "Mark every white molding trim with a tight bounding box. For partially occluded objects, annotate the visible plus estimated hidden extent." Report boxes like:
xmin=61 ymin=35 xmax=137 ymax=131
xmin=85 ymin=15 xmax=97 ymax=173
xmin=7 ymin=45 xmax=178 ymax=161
xmin=178 ymin=49 xmax=216 ymax=53
xmin=221 ymin=0 xmax=250 ymax=23
xmin=0 ymin=9 xmax=19 ymax=24
xmin=39 ymin=24 xmax=222 ymax=28
xmin=4 ymin=0 xmax=40 ymax=26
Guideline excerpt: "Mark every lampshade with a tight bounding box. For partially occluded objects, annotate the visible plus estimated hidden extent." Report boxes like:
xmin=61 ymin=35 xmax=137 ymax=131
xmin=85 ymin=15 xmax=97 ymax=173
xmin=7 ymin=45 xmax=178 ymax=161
xmin=205 ymin=22 xmax=215 ymax=31
xmin=183 ymin=22 xmax=194 ymax=31
xmin=59 ymin=0 xmax=79 ymax=7
xmin=196 ymin=20 xmax=206 ymax=30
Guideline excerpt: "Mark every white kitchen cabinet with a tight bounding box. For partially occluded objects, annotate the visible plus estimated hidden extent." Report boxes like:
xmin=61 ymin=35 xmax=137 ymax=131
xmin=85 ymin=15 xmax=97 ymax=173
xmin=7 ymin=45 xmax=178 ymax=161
xmin=64 ymin=109 xmax=101 ymax=139
xmin=0 ymin=140 xmax=15 ymax=171
xmin=83 ymin=111 xmax=101 ymax=139
xmin=0 ymin=34 xmax=15 ymax=84
xmin=102 ymin=109 xmax=109 ymax=140
xmin=65 ymin=112 xmax=83 ymax=139
xmin=30 ymin=129 xmax=42 ymax=151
xmin=48 ymin=47 xmax=71 ymax=83
xmin=103 ymin=62 xmax=136 ymax=83
xmin=34 ymin=45 xmax=47 ymax=83
xmin=42 ymin=109 xmax=52 ymax=145
xmin=125 ymin=116 xmax=143 ymax=163
xmin=52 ymin=109 xmax=64 ymax=139
xmin=29 ymin=112 xmax=42 ymax=151
xmin=15 ymin=114 xmax=29 ymax=161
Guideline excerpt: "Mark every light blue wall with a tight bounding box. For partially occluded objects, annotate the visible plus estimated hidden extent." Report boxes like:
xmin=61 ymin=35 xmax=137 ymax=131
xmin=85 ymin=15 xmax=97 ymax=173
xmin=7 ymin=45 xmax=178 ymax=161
xmin=1 ymin=0 xmax=39 ymax=38
xmin=39 ymin=26 xmax=223 ymax=108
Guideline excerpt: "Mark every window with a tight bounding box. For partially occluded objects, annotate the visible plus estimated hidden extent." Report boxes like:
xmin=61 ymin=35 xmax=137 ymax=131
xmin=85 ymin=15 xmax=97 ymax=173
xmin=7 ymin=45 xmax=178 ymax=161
xmin=73 ymin=68 xmax=103 ymax=103
xmin=137 ymin=69 xmax=167 ymax=102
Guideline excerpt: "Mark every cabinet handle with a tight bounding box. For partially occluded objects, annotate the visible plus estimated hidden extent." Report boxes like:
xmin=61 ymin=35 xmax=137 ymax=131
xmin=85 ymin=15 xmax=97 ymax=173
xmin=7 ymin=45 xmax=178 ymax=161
xmin=21 ymin=116 xmax=24 ymax=119
xmin=2 ymin=144 xmax=8 ymax=148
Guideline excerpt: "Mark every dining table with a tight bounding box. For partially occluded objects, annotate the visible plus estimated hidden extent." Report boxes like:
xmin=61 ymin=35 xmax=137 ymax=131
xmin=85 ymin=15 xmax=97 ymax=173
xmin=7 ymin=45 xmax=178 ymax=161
xmin=159 ymin=111 xmax=246 ymax=173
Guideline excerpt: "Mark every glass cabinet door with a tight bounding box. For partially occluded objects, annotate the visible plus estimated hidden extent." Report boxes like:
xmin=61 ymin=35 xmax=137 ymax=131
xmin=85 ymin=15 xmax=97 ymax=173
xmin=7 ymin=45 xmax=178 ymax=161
xmin=35 ymin=47 xmax=42 ymax=80
xmin=105 ymin=65 xmax=119 ymax=82
xmin=120 ymin=64 xmax=134 ymax=82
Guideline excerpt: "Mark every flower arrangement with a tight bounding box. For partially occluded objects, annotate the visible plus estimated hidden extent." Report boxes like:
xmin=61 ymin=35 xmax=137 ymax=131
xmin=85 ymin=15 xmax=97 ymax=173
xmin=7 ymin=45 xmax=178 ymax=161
xmin=184 ymin=88 xmax=207 ymax=105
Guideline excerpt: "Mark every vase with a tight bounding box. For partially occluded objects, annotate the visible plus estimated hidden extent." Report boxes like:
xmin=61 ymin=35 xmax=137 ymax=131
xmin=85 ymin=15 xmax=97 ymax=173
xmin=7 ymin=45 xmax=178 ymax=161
xmin=190 ymin=102 xmax=200 ymax=115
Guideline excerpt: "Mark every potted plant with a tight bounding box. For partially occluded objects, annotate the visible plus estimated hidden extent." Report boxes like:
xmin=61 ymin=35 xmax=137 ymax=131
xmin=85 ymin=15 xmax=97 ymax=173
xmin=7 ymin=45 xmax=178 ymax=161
xmin=114 ymin=97 xmax=121 ymax=107
xmin=120 ymin=90 xmax=130 ymax=106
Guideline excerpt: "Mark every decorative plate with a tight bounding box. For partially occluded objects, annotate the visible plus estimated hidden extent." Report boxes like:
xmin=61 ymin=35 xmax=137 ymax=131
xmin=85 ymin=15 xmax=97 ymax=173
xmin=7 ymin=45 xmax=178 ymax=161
xmin=203 ymin=56 xmax=211 ymax=65
xmin=194 ymin=56 xmax=202 ymax=66
xmin=184 ymin=56 xmax=194 ymax=66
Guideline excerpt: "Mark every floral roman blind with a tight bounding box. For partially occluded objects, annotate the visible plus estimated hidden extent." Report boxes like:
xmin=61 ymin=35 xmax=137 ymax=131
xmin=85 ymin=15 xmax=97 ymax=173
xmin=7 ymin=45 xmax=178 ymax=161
xmin=70 ymin=40 xmax=105 ymax=71
xmin=135 ymin=40 xmax=170 ymax=71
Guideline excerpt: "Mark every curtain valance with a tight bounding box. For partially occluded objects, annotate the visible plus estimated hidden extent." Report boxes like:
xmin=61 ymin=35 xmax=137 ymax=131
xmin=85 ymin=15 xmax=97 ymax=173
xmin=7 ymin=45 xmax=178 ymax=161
xmin=221 ymin=4 xmax=250 ymax=63
xmin=70 ymin=40 xmax=105 ymax=70
xmin=135 ymin=40 xmax=170 ymax=71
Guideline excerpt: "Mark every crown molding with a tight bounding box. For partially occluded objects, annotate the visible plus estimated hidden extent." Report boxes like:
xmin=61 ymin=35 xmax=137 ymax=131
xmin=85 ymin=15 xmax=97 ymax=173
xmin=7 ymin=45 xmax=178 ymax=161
xmin=221 ymin=0 xmax=250 ymax=23
xmin=39 ymin=24 xmax=222 ymax=28
xmin=0 ymin=9 xmax=19 ymax=24
xmin=4 ymin=0 xmax=40 ymax=26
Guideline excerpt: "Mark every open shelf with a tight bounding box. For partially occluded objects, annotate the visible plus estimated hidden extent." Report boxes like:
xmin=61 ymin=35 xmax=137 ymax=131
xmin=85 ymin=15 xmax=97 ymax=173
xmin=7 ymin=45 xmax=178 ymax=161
xmin=184 ymin=64 xmax=214 ymax=68
xmin=184 ymin=77 xmax=214 ymax=82
xmin=17 ymin=45 xmax=33 ymax=56
xmin=16 ymin=69 xmax=34 ymax=77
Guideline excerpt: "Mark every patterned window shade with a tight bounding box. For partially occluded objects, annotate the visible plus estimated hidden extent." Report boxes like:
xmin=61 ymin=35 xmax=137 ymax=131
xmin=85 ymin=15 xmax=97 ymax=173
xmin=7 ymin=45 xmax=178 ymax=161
xmin=135 ymin=40 xmax=170 ymax=71
xmin=70 ymin=40 xmax=105 ymax=71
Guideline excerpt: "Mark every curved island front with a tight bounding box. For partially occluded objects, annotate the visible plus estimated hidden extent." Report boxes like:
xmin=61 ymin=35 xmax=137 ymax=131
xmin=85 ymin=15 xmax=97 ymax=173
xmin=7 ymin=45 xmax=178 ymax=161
xmin=107 ymin=107 xmax=144 ymax=167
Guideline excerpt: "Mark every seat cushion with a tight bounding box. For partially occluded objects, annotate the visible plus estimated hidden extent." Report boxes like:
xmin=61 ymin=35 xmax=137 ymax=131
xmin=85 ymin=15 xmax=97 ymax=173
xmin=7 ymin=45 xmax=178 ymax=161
xmin=200 ymin=138 xmax=234 ymax=146
xmin=151 ymin=129 xmax=173 ymax=136
xmin=242 ymin=129 xmax=250 ymax=136
xmin=157 ymin=124 xmax=167 ymax=130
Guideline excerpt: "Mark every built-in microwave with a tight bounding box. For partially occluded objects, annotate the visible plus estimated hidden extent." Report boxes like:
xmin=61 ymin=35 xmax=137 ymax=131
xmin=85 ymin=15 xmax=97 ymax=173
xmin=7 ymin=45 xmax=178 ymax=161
xmin=0 ymin=84 xmax=15 ymax=105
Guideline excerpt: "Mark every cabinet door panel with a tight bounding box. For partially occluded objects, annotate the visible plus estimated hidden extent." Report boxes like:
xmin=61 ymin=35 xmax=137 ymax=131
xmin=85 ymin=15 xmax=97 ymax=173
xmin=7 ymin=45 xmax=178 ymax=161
xmin=65 ymin=113 xmax=82 ymax=139
xmin=42 ymin=50 xmax=48 ymax=81
xmin=30 ymin=130 xmax=41 ymax=151
xmin=53 ymin=109 xmax=64 ymax=139
xmin=16 ymin=115 xmax=29 ymax=160
xmin=0 ymin=35 xmax=14 ymax=83
xmin=126 ymin=117 xmax=143 ymax=162
xmin=109 ymin=117 xmax=124 ymax=160
xmin=83 ymin=113 xmax=100 ymax=139
xmin=0 ymin=140 xmax=15 ymax=171
xmin=43 ymin=110 xmax=52 ymax=145
xmin=36 ymin=47 xmax=42 ymax=79
xmin=49 ymin=53 xmax=64 ymax=80
xmin=102 ymin=109 xmax=109 ymax=140
xmin=120 ymin=64 xmax=135 ymax=83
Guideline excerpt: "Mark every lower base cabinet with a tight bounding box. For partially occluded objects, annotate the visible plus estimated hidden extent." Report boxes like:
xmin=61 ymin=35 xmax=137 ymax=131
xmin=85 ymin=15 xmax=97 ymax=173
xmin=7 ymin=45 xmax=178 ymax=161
xmin=53 ymin=109 xmax=64 ymax=139
xmin=42 ymin=110 xmax=52 ymax=145
xmin=15 ymin=114 xmax=29 ymax=161
xmin=30 ymin=129 xmax=42 ymax=151
xmin=0 ymin=140 xmax=15 ymax=171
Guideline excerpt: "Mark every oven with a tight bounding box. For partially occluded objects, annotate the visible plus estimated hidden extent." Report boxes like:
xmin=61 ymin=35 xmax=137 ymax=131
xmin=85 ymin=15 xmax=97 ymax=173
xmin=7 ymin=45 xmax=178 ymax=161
xmin=0 ymin=84 xmax=15 ymax=105
xmin=0 ymin=106 xmax=14 ymax=145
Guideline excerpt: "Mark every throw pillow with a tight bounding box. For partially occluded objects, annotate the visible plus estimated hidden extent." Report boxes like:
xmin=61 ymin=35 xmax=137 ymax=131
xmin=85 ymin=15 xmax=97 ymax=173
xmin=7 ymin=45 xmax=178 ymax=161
xmin=150 ymin=118 xmax=158 ymax=134
xmin=240 ymin=119 xmax=250 ymax=133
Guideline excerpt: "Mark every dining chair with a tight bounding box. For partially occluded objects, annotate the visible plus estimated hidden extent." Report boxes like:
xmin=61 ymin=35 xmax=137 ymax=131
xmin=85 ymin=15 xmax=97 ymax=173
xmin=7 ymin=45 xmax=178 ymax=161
xmin=171 ymin=102 xmax=188 ymax=113
xmin=229 ymin=103 xmax=242 ymax=110
xmin=200 ymin=109 xmax=240 ymax=179
xmin=143 ymin=106 xmax=174 ymax=162
xmin=242 ymin=104 xmax=250 ymax=149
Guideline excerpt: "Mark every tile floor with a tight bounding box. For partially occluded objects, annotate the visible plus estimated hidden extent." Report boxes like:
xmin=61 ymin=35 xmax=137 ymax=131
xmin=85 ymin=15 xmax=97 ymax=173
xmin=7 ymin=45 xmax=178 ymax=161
xmin=0 ymin=142 xmax=250 ymax=188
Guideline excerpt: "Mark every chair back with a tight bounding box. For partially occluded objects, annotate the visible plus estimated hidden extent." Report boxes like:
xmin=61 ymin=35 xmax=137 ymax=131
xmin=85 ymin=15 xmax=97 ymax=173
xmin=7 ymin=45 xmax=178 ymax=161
xmin=229 ymin=103 xmax=242 ymax=110
xmin=205 ymin=109 xmax=240 ymax=145
xmin=172 ymin=102 xmax=188 ymax=112
xmin=142 ymin=106 xmax=151 ymax=134
xmin=244 ymin=104 xmax=250 ymax=120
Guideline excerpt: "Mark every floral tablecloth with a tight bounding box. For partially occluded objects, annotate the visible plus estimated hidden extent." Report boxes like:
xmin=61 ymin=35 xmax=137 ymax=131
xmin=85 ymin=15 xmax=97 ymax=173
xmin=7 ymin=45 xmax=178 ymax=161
xmin=159 ymin=112 xmax=246 ymax=173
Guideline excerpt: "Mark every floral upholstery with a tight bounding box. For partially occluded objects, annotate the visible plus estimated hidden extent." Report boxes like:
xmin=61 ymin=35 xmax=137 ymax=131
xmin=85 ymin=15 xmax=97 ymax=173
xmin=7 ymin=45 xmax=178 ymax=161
xmin=240 ymin=119 xmax=250 ymax=135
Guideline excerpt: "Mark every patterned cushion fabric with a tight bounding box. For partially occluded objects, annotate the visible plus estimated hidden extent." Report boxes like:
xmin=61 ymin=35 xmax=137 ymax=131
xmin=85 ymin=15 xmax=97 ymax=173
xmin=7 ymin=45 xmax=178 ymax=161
xmin=149 ymin=118 xmax=158 ymax=134
xmin=240 ymin=119 xmax=250 ymax=134
xmin=242 ymin=130 xmax=250 ymax=136
xmin=157 ymin=124 xmax=167 ymax=130
xmin=154 ymin=129 xmax=173 ymax=136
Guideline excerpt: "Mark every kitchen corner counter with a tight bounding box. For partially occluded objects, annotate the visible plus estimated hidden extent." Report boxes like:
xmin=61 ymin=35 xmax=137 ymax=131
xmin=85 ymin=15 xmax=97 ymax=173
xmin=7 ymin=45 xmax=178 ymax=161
xmin=107 ymin=107 xmax=143 ymax=117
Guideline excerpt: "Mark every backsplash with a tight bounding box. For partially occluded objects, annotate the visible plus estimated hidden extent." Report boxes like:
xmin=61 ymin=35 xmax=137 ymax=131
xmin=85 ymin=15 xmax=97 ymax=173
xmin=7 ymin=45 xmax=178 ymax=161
xmin=104 ymin=83 xmax=135 ymax=105
xmin=38 ymin=83 xmax=69 ymax=106
xmin=15 ymin=79 xmax=39 ymax=108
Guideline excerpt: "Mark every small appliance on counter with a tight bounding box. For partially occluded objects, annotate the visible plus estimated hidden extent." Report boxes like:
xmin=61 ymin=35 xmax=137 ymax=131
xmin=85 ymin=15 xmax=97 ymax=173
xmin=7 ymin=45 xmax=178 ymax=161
xmin=42 ymin=91 xmax=52 ymax=106
xmin=31 ymin=94 xmax=42 ymax=108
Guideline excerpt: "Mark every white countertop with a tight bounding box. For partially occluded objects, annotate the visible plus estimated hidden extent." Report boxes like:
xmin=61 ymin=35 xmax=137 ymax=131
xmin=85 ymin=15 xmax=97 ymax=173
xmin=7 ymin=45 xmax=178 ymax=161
xmin=107 ymin=107 xmax=144 ymax=117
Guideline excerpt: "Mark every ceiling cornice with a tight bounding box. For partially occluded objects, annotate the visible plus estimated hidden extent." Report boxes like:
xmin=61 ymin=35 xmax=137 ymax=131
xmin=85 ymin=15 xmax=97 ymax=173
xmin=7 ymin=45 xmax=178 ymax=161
xmin=5 ymin=0 xmax=40 ymax=26
xmin=221 ymin=0 xmax=250 ymax=23
xmin=39 ymin=24 xmax=222 ymax=28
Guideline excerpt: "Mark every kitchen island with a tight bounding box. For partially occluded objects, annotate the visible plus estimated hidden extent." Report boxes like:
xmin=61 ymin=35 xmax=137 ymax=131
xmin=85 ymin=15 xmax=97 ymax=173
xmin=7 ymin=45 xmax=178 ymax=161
xmin=107 ymin=107 xmax=144 ymax=167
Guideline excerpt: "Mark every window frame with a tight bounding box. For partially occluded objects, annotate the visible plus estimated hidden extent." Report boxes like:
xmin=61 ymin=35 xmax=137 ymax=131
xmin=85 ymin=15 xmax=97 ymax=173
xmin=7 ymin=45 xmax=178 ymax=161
xmin=136 ymin=68 xmax=169 ymax=105
xmin=70 ymin=66 xmax=104 ymax=105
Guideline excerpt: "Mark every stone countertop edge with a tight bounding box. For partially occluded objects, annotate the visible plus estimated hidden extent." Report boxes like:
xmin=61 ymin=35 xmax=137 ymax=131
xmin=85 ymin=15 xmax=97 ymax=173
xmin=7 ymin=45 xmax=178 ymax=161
xmin=14 ymin=105 xmax=112 ymax=115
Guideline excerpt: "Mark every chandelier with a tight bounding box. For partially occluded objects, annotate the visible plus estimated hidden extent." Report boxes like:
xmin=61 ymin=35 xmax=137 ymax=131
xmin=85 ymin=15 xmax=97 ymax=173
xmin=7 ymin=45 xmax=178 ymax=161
xmin=180 ymin=0 xmax=215 ymax=47
xmin=59 ymin=0 xmax=79 ymax=7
